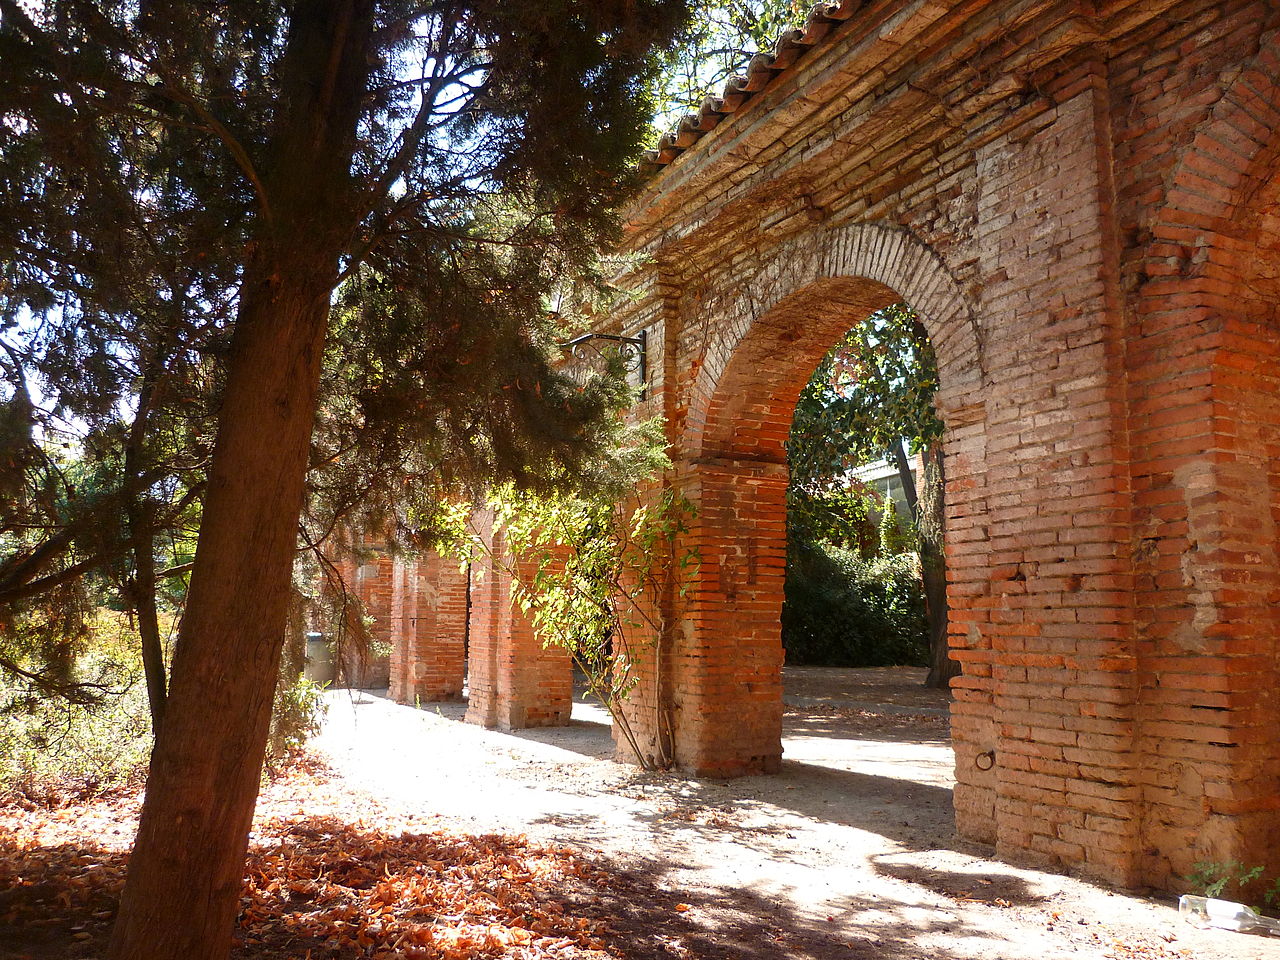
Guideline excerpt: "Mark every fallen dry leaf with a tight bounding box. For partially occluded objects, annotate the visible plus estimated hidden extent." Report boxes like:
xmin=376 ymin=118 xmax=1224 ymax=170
xmin=0 ymin=757 xmax=626 ymax=960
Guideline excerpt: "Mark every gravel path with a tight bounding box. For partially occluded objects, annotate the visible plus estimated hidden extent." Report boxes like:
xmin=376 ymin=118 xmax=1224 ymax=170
xmin=313 ymin=667 xmax=1280 ymax=960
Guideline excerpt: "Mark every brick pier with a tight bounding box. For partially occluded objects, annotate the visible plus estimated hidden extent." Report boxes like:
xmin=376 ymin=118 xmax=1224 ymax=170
xmin=343 ymin=0 xmax=1280 ymax=894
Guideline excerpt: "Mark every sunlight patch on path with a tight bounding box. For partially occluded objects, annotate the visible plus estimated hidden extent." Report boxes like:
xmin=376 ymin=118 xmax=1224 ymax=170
xmin=310 ymin=681 xmax=1272 ymax=960
xmin=782 ymin=735 xmax=954 ymax=789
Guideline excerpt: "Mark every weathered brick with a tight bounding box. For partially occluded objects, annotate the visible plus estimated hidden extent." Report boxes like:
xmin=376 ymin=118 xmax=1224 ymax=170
xmin=369 ymin=0 xmax=1280 ymax=896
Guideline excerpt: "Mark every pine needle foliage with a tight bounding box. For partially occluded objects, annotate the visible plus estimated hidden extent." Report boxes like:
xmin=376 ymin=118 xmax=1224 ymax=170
xmin=0 ymin=1 xmax=688 ymax=705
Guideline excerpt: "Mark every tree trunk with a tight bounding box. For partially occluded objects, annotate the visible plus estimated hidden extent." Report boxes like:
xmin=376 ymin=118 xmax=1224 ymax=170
xmin=889 ymin=437 xmax=918 ymax=521
xmin=125 ymin=515 xmax=167 ymax=733
xmin=107 ymin=5 xmax=374 ymax=958
xmin=123 ymin=367 xmax=168 ymax=733
xmin=919 ymin=442 xmax=958 ymax=689
xmin=108 ymin=277 xmax=330 ymax=960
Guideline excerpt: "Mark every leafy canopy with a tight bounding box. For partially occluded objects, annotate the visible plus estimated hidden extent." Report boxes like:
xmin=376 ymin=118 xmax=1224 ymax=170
xmin=782 ymin=304 xmax=942 ymax=669
xmin=651 ymin=0 xmax=802 ymax=126
xmin=787 ymin=303 xmax=943 ymax=493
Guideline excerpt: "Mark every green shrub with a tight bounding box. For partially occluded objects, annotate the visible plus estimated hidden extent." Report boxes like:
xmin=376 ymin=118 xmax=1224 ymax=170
xmin=1187 ymin=860 xmax=1280 ymax=914
xmin=0 ymin=616 xmax=153 ymax=802
xmin=266 ymin=675 xmax=327 ymax=765
xmin=266 ymin=607 xmax=329 ymax=768
xmin=782 ymin=535 xmax=928 ymax=667
xmin=878 ymin=494 xmax=917 ymax=556
xmin=786 ymin=485 xmax=878 ymax=556
xmin=1 ymin=609 xmax=328 ymax=799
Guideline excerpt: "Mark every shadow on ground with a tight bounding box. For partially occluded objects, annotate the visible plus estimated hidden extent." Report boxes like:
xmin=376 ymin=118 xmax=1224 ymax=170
xmin=783 ymin=705 xmax=950 ymax=744
xmin=0 ymin=829 xmax=1051 ymax=960
xmin=378 ymin=687 xmax=959 ymax=854
xmin=525 ymin=754 xmax=955 ymax=858
xmin=562 ymin=853 xmax=1053 ymax=960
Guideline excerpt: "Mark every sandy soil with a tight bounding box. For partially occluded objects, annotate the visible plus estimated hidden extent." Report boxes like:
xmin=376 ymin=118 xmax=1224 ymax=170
xmin=313 ymin=667 xmax=1280 ymax=960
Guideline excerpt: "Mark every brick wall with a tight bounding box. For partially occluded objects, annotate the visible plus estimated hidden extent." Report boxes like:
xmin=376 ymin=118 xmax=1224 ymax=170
xmin=463 ymin=511 xmax=573 ymax=730
xmin=595 ymin=0 xmax=1280 ymax=891
xmin=333 ymin=543 xmax=468 ymax=698
xmin=354 ymin=0 xmax=1278 ymax=893
xmin=1112 ymin=4 xmax=1280 ymax=887
xmin=336 ymin=551 xmax=392 ymax=689
xmin=387 ymin=553 xmax=468 ymax=704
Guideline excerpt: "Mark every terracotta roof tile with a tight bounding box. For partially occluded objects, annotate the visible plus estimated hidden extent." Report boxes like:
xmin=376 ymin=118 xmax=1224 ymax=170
xmin=642 ymin=0 xmax=866 ymax=172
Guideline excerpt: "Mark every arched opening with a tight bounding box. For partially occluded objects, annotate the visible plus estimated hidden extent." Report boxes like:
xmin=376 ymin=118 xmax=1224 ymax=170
xmin=663 ymin=254 xmax=985 ymax=780
xmin=623 ymin=223 xmax=992 ymax=845
xmin=782 ymin=303 xmax=956 ymax=689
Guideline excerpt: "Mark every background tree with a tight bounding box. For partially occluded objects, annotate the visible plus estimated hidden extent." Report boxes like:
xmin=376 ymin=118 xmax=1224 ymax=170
xmin=0 ymin=3 xmax=686 ymax=958
xmin=786 ymin=304 xmax=959 ymax=688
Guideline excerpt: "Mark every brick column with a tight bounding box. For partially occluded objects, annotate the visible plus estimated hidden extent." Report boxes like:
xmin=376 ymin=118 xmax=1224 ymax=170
xmin=948 ymin=74 xmax=1141 ymax=884
xmin=608 ymin=484 xmax=680 ymax=770
xmin=1126 ymin=55 xmax=1280 ymax=883
xmin=345 ymin=550 xmax=392 ymax=688
xmin=464 ymin=513 xmax=572 ymax=729
xmin=665 ymin=457 xmax=787 ymax=776
xmin=939 ymin=403 xmax=996 ymax=844
xmin=388 ymin=551 xmax=468 ymax=704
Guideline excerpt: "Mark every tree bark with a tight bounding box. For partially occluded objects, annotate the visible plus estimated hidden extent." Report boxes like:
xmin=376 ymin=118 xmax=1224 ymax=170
xmin=889 ymin=437 xmax=918 ymax=522
xmin=920 ymin=442 xmax=959 ymax=689
xmin=107 ymin=277 xmax=335 ymax=960
xmin=124 ymin=515 xmax=167 ymax=733
xmin=107 ymin=4 xmax=375 ymax=958
xmin=123 ymin=361 xmax=169 ymax=733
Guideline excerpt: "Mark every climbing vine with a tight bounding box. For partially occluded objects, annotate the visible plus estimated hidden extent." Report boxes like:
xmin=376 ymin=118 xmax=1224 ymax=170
xmin=489 ymin=485 xmax=695 ymax=770
xmin=438 ymin=410 xmax=697 ymax=771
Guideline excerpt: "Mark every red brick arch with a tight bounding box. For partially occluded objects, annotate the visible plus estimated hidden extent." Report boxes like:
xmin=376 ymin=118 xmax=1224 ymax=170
xmin=366 ymin=1 xmax=1280 ymax=893
xmin=684 ymin=221 xmax=984 ymax=464
xmin=1148 ymin=26 xmax=1280 ymax=244
xmin=652 ymin=223 xmax=987 ymax=778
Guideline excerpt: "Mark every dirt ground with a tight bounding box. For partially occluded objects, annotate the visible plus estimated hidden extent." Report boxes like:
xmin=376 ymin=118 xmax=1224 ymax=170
xmin=314 ymin=666 xmax=1280 ymax=960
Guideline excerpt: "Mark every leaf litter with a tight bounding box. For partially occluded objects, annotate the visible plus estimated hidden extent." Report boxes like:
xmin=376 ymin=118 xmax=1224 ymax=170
xmin=0 ymin=756 xmax=625 ymax=960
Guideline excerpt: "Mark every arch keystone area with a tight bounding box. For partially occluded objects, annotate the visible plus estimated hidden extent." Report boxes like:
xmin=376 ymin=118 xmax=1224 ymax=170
xmin=687 ymin=221 xmax=984 ymax=462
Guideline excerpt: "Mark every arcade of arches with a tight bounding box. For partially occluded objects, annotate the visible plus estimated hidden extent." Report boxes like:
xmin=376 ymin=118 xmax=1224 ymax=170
xmin=337 ymin=0 xmax=1280 ymax=895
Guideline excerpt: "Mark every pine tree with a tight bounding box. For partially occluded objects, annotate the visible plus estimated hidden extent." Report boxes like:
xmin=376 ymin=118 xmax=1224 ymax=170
xmin=0 ymin=3 xmax=686 ymax=957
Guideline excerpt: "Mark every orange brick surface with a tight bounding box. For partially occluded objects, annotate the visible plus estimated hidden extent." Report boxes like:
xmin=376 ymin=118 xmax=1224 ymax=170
xmin=387 ymin=552 xmax=468 ymax=704
xmin=601 ymin=0 xmax=1278 ymax=892
xmin=357 ymin=0 xmax=1280 ymax=894
xmin=462 ymin=512 xmax=572 ymax=730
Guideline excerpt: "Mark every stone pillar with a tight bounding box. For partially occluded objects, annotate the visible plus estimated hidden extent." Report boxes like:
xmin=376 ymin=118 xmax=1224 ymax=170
xmin=388 ymin=551 xmax=468 ymax=704
xmin=464 ymin=512 xmax=572 ymax=729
